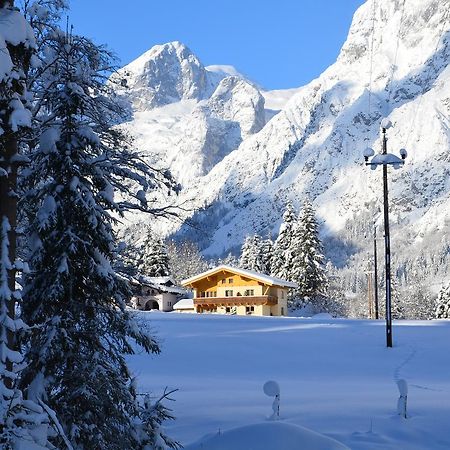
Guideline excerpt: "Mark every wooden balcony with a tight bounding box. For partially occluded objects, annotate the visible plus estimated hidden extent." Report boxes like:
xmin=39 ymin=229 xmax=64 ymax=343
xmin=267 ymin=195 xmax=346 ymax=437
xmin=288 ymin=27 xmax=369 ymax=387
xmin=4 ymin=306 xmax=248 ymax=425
xmin=194 ymin=295 xmax=277 ymax=307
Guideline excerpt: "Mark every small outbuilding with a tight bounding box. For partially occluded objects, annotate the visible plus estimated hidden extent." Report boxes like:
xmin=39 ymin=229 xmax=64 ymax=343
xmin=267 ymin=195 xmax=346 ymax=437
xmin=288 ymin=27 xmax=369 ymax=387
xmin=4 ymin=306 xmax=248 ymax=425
xmin=181 ymin=265 xmax=297 ymax=316
xmin=173 ymin=298 xmax=195 ymax=313
xmin=130 ymin=275 xmax=187 ymax=312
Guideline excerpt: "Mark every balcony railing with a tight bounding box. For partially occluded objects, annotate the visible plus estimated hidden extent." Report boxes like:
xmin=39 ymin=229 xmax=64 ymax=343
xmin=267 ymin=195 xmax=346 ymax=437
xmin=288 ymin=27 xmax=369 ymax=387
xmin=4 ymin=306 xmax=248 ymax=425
xmin=194 ymin=295 xmax=277 ymax=307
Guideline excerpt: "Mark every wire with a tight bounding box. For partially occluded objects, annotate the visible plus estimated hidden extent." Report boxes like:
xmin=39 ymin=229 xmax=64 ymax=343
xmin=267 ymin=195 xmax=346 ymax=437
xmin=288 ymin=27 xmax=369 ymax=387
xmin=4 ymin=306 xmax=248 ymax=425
xmin=365 ymin=0 xmax=378 ymax=249
xmin=366 ymin=0 xmax=377 ymax=144
xmin=386 ymin=0 xmax=407 ymax=106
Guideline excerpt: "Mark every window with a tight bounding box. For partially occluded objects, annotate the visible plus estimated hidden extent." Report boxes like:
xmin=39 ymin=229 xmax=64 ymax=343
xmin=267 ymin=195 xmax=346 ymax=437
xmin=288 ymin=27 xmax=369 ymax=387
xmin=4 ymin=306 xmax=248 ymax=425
xmin=200 ymin=292 xmax=205 ymax=298
xmin=246 ymin=306 xmax=255 ymax=314
xmin=225 ymin=307 xmax=231 ymax=313
xmin=228 ymin=278 xmax=233 ymax=284
xmin=225 ymin=290 xmax=233 ymax=297
xmin=281 ymin=291 xmax=285 ymax=299
xmin=245 ymin=289 xmax=254 ymax=296
xmin=281 ymin=307 xmax=285 ymax=316
xmin=221 ymin=279 xmax=226 ymax=284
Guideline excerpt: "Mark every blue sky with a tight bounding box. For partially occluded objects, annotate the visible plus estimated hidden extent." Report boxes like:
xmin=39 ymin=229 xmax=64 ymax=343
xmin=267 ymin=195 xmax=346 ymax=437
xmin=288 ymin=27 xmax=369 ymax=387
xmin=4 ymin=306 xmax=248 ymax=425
xmin=68 ymin=0 xmax=365 ymax=90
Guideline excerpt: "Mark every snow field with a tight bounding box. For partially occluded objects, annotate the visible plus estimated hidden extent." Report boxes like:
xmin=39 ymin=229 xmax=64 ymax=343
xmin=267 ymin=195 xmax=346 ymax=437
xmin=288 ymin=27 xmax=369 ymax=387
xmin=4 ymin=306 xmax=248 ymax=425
xmin=129 ymin=313 xmax=450 ymax=449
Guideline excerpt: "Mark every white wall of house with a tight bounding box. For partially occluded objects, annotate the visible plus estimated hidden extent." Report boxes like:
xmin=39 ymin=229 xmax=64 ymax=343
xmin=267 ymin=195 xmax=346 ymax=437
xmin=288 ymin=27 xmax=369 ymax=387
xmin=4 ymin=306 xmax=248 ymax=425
xmin=158 ymin=292 xmax=178 ymax=312
xmin=131 ymin=293 xmax=178 ymax=312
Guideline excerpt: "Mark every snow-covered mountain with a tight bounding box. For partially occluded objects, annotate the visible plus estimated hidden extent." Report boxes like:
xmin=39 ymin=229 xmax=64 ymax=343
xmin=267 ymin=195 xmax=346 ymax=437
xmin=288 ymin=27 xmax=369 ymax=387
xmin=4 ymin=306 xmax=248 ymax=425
xmin=115 ymin=41 xmax=273 ymax=187
xmin=119 ymin=0 xmax=450 ymax=290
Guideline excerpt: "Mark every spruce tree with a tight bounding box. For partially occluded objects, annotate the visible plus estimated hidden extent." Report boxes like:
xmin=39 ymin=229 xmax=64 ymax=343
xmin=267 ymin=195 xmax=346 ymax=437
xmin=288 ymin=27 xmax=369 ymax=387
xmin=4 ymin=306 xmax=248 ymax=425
xmin=260 ymin=237 xmax=273 ymax=275
xmin=20 ymin=31 xmax=174 ymax=449
xmin=391 ymin=277 xmax=404 ymax=320
xmin=436 ymin=282 xmax=450 ymax=319
xmin=291 ymin=200 xmax=327 ymax=301
xmin=0 ymin=3 xmax=56 ymax=447
xmin=271 ymin=202 xmax=296 ymax=279
xmin=239 ymin=234 xmax=264 ymax=272
xmin=140 ymin=234 xmax=170 ymax=277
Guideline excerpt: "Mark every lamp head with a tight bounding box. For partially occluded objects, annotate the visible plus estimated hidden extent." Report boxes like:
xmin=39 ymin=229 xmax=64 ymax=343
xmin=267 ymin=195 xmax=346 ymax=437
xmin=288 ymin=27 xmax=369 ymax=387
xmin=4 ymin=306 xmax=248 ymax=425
xmin=363 ymin=147 xmax=375 ymax=162
xmin=380 ymin=118 xmax=393 ymax=130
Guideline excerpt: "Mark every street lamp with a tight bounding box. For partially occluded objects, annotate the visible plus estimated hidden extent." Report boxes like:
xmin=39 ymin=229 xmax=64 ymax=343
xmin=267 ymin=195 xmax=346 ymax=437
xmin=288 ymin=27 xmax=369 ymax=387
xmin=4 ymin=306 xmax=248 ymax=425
xmin=363 ymin=118 xmax=407 ymax=348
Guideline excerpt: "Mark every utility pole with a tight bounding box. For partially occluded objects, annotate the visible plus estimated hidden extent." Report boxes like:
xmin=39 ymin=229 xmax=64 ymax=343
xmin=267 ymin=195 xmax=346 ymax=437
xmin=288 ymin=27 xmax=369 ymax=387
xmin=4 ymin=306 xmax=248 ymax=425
xmin=366 ymin=270 xmax=374 ymax=319
xmin=381 ymin=126 xmax=393 ymax=347
xmin=363 ymin=119 xmax=407 ymax=348
xmin=373 ymin=224 xmax=379 ymax=319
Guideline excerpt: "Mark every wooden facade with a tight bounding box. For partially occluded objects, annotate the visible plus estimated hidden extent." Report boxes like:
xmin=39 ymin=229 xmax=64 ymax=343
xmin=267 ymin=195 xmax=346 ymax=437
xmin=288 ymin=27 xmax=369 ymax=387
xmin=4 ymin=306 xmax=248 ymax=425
xmin=182 ymin=265 xmax=297 ymax=317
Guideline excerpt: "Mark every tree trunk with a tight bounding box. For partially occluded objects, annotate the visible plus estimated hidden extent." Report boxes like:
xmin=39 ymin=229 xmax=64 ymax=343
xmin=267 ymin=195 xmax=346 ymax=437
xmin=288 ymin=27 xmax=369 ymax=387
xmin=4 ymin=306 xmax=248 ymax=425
xmin=0 ymin=136 xmax=18 ymax=390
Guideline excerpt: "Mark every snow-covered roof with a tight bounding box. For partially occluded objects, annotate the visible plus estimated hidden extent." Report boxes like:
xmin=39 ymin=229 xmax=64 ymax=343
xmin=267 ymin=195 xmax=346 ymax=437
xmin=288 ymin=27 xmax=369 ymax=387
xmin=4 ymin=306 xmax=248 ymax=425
xmin=181 ymin=265 xmax=298 ymax=289
xmin=133 ymin=275 xmax=187 ymax=295
xmin=139 ymin=275 xmax=176 ymax=286
xmin=173 ymin=298 xmax=195 ymax=310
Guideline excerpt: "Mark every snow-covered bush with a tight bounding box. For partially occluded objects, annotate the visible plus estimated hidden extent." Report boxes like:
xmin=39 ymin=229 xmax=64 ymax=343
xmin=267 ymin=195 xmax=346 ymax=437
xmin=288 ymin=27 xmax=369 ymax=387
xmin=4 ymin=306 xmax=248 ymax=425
xmin=136 ymin=389 xmax=181 ymax=450
xmin=436 ymin=283 xmax=450 ymax=318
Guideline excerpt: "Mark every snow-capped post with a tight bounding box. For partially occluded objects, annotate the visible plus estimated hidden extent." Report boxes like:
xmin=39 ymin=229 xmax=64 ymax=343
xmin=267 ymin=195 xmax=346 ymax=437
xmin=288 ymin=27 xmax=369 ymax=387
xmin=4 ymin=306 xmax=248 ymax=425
xmin=363 ymin=119 xmax=407 ymax=348
xmin=396 ymin=379 xmax=408 ymax=418
xmin=263 ymin=380 xmax=280 ymax=420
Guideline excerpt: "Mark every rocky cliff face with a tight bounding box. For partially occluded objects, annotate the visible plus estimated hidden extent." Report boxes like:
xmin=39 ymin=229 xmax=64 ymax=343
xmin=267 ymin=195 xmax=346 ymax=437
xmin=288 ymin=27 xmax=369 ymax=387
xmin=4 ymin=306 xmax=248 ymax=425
xmin=117 ymin=41 xmax=210 ymax=110
xmin=118 ymin=0 xmax=450 ymax=289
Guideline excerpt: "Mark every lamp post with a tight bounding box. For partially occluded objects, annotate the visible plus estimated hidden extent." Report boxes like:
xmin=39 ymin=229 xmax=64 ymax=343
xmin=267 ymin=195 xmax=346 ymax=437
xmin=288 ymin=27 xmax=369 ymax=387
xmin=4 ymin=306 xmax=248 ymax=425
xmin=373 ymin=222 xmax=379 ymax=320
xmin=363 ymin=119 xmax=407 ymax=348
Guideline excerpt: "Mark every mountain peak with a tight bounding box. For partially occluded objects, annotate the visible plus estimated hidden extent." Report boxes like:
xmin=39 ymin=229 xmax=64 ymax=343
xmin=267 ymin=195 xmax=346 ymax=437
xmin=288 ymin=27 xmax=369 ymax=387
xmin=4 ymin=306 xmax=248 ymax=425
xmin=118 ymin=41 xmax=208 ymax=110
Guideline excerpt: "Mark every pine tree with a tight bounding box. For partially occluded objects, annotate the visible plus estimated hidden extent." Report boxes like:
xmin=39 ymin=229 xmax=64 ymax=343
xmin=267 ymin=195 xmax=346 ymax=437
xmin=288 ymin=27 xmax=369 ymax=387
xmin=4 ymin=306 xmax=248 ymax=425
xmin=20 ymin=31 xmax=175 ymax=449
xmin=291 ymin=200 xmax=327 ymax=302
xmin=239 ymin=234 xmax=264 ymax=272
xmin=436 ymin=282 xmax=450 ymax=319
xmin=0 ymin=3 xmax=56 ymax=448
xmin=260 ymin=237 xmax=273 ymax=275
xmin=140 ymin=234 xmax=171 ymax=277
xmin=218 ymin=252 xmax=239 ymax=268
xmin=390 ymin=277 xmax=404 ymax=320
xmin=271 ymin=202 xmax=296 ymax=279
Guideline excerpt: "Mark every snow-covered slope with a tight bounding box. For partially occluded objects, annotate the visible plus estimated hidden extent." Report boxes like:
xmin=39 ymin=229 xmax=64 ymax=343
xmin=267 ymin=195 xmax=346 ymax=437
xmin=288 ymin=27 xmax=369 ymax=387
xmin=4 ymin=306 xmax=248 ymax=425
xmin=129 ymin=312 xmax=450 ymax=449
xmin=167 ymin=0 xmax=450 ymax=275
xmin=119 ymin=1 xmax=450 ymax=288
xmin=115 ymin=42 xmax=268 ymax=187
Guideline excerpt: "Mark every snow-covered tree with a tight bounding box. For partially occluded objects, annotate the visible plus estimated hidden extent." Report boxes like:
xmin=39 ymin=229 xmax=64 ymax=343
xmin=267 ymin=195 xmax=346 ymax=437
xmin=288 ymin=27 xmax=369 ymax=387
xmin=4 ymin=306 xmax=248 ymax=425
xmin=218 ymin=252 xmax=239 ymax=268
xmin=436 ymin=282 xmax=450 ymax=319
xmin=20 ymin=31 xmax=175 ymax=449
xmin=291 ymin=200 xmax=327 ymax=302
xmin=136 ymin=389 xmax=181 ymax=450
xmin=167 ymin=240 xmax=208 ymax=283
xmin=271 ymin=202 xmax=296 ymax=279
xmin=390 ymin=277 xmax=405 ymax=320
xmin=0 ymin=3 xmax=56 ymax=448
xmin=260 ymin=237 xmax=273 ymax=275
xmin=239 ymin=234 xmax=265 ymax=272
xmin=140 ymin=233 xmax=170 ymax=277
